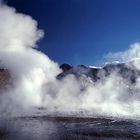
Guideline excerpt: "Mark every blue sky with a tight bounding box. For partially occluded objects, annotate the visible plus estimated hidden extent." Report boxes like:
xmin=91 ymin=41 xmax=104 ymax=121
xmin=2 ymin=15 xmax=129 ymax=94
xmin=7 ymin=0 xmax=140 ymax=66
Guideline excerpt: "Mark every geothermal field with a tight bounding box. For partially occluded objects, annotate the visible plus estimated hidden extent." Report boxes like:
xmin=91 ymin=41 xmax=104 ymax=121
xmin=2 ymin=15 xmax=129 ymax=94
xmin=0 ymin=1 xmax=140 ymax=140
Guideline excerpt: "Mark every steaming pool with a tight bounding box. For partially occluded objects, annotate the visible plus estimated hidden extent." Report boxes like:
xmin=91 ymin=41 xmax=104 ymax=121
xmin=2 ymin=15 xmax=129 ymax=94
xmin=0 ymin=114 xmax=140 ymax=140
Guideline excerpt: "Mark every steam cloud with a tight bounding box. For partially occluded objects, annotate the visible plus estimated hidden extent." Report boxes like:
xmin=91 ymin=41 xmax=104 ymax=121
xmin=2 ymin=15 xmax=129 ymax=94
xmin=0 ymin=4 xmax=61 ymax=115
xmin=105 ymin=43 xmax=140 ymax=62
xmin=0 ymin=3 xmax=140 ymax=119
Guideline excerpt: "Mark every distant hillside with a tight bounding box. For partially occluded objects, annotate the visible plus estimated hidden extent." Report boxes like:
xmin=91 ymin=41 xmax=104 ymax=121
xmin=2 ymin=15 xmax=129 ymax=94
xmin=57 ymin=61 xmax=140 ymax=84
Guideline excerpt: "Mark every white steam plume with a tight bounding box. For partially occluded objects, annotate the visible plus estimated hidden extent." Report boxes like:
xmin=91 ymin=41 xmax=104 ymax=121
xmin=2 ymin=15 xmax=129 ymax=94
xmin=105 ymin=43 xmax=140 ymax=63
xmin=0 ymin=4 xmax=61 ymax=115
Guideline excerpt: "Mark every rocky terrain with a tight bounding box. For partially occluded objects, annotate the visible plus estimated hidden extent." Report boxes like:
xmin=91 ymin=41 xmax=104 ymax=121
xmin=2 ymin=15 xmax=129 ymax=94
xmin=57 ymin=61 xmax=140 ymax=84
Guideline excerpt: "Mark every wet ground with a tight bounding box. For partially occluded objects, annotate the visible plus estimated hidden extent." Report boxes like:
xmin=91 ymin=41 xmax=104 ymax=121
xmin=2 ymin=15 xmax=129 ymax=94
xmin=0 ymin=115 xmax=140 ymax=140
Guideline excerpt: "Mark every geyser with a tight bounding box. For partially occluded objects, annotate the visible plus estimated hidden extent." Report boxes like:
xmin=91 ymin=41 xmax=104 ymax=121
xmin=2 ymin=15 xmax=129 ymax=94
xmin=0 ymin=3 xmax=140 ymax=119
xmin=0 ymin=4 xmax=61 ymax=115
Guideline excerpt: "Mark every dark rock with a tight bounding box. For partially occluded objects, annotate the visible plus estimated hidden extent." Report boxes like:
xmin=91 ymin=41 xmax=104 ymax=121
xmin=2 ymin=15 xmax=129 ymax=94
xmin=60 ymin=64 xmax=72 ymax=72
xmin=0 ymin=69 xmax=11 ymax=90
xmin=57 ymin=61 xmax=140 ymax=84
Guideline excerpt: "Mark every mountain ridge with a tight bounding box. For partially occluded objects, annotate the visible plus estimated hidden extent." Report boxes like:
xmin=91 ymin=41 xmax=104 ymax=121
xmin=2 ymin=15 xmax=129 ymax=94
xmin=57 ymin=60 xmax=140 ymax=84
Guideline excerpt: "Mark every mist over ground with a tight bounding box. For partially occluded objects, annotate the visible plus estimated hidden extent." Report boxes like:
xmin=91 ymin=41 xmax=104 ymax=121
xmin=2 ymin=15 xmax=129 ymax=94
xmin=0 ymin=3 xmax=140 ymax=119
